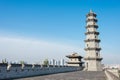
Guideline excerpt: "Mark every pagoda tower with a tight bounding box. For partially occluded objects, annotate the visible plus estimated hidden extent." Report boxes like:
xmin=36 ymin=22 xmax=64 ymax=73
xmin=84 ymin=10 xmax=103 ymax=71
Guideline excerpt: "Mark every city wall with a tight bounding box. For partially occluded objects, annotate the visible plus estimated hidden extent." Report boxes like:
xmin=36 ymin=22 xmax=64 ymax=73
xmin=0 ymin=63 xmax=82 ymax=79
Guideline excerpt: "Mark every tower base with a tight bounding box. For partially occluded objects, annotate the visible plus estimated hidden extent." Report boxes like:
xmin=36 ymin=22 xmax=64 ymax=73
xmin=85 ymin=60 xmax=103 ymax=71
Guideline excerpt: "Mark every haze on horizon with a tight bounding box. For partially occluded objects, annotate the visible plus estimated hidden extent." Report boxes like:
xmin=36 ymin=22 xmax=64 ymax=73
xmin=0 ymin=0 xmax=120 ymax=64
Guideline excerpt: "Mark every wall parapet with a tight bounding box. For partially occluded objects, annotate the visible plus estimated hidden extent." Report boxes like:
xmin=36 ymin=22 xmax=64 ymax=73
xmin=0 ymin=63 xmax=83 ymax=79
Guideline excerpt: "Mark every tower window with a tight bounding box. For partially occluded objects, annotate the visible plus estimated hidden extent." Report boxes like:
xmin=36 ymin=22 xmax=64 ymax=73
xmin=95 ymin=36 xmax=96 ymax=38
xmin=96 ymin=53 xmax=98 ymax=56
xmin=95 ymin=43 xmax=97 ymax=47
xmin=88 ymin=29 xmax=89 ymax=32
xmin=87 ymin=44 xmax=88 ymax=47
xmin=86 ymin=63 xmax=88 ymax=68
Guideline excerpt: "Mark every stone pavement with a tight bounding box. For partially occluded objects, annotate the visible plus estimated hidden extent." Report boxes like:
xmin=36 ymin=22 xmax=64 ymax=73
xmin=15 ymin=71 xmax=106 ymax=80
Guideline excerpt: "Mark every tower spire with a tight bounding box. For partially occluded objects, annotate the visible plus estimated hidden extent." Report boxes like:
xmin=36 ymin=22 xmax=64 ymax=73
xmin=90 ymin=9 xmax=93 ymax=13
xmin=84 ymin=11 xmax=103 ymax=71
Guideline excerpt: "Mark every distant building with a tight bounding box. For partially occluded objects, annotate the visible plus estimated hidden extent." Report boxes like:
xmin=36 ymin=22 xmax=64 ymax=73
xmin=104 ymin=64 xmax=120 ymax=70
xmin=66 ymin=53 xmax=84 ymax=67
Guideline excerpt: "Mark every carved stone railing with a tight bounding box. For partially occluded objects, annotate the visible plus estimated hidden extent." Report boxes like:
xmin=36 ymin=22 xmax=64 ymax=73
xmin=84 ymin=39 xmax=100 ymax=42
xmin=84 ymin=57 xmax=103 ymax=60
xmin=85 ymin=31 xmax=99 ymax=35
xmin=84 ymin=47 xmax=101 ymax=51
xmin=86 ymin=24 xmax=98 ymax=29
xmin=86 ymin=18 xmax=98 ymax=22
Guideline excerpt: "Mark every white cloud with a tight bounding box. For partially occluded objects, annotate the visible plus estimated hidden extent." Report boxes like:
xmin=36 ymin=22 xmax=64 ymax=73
xmin=0 ymin=36 xmax=83 ymax=64
xmin=0 ymin=36 xmax=119 ymax=65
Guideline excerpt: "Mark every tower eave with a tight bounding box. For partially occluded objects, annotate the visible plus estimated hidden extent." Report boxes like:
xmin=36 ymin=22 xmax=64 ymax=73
xmin=66 ymin=62 xmax=84 ymax=64
xmin=84 ymin=39 xmax=101 ymax=42
xmin=86 ymin=25 xmax=98 ymax=29
xmin=66 ymin=56 xmax=83 ymax=58
xmin=86 ymin=18 xmax=98 ymax=23
xmin=85 ymin=32 xmax=99 ymax=35
xmin=84 ymin=57 xmax=103 ymax=61
xmin=84 ymin=48 xmax=101 ymax=51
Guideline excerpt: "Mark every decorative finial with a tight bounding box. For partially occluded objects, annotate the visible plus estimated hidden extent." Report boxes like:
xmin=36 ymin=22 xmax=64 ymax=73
xmin=90 ymin=9 xmax=93 ymax=13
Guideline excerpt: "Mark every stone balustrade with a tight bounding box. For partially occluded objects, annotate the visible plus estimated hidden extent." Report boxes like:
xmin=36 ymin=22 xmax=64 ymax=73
xmin=0 ymin=63 xmax=83 ymax=79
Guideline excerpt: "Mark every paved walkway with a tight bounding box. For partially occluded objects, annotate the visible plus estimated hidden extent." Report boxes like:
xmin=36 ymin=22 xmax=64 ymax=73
xmin=15 ymin=71 xmax=106 ymax=80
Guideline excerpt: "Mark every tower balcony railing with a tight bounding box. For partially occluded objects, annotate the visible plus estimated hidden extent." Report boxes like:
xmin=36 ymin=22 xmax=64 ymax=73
xmin=86 ymin=37 xmax=99 ymax=40
xmin=86 ymin=18 xmax=98 ymax=22
xmin=85 ymin=31 xmax=99 ymax=35
xmin=84 ymin=57 xmax=103 ymax=60
xmin=86 ymin=17 xmax=97 ymax=20
xmin=86 ymin=24 xmax=98 ymax=29
xmin=84 ymin=39 xmax=101 ymax=42
xmin=84 ymin=47 xmax=101 ymax=51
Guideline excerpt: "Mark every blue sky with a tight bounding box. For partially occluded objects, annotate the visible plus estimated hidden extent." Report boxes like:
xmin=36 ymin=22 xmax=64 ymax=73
xmin=0 ymin=0 xmax=120 ymax=64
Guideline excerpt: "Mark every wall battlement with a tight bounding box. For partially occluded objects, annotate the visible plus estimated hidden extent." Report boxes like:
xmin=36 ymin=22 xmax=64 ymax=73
xmin=0 ymin=63 xmax=83 ymax=79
